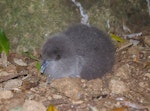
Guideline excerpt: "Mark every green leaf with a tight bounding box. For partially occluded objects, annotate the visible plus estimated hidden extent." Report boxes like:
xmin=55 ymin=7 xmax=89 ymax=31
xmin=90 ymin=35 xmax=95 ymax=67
xmin=0 ymin=44 xmax=2 ymax=53
xmin=110 ymin=33 xmax=125 ymax=42
xmin=36 ymin=62 xmax=41 ymax=71
xmin=0 ymin=29 xmax=10 ymax=55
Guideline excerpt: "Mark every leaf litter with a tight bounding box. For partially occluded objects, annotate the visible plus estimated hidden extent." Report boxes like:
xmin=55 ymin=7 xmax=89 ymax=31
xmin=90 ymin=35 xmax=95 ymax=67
xmin=0 ymin=33 xmax=150 ymax=111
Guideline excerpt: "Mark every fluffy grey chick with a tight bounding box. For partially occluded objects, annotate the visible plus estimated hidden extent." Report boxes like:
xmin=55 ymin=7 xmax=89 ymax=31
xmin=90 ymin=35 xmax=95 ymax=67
xmin=41 ymin=24 xmax=115 ymax=81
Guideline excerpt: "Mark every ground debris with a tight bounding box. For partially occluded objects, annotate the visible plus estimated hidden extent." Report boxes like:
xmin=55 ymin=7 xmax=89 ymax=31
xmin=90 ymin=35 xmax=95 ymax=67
xmin=0 ymin=33 xmax=149 ymax=111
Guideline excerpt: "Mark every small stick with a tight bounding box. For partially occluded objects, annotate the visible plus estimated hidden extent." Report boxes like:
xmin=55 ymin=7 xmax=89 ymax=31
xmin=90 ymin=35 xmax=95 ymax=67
xmin=116 ymin=42 xmax=133 ymax=52
xmin=0 ymin=72 xmax=27 ymax=83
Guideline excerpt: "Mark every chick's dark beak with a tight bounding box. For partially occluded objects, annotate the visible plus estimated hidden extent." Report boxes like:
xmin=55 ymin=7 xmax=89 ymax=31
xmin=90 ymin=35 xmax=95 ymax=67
xmin=40 ymin=60 xmax=49 ymax=74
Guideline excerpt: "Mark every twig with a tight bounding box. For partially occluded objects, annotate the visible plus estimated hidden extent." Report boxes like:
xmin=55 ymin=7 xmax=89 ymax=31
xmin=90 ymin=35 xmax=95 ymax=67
xmin=123 ymin=32 xmax=142 ymax=39
xmin=116 ymin=42 xmax=133 ymax=52
xmin=0 ymin=72 xmax=27 ymax=83
xmin=120 ymin=100 xmax=150 ymax=110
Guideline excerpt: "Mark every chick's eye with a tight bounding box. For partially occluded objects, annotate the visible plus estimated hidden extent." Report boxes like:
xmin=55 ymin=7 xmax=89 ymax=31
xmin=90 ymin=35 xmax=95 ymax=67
xmin=56 ymin=54 xmax=61 ymax=60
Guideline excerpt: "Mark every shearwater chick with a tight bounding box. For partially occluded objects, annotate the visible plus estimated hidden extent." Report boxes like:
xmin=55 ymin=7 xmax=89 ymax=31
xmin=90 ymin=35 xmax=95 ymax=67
xmin=41 ymin=24 xmax=115 ymax=81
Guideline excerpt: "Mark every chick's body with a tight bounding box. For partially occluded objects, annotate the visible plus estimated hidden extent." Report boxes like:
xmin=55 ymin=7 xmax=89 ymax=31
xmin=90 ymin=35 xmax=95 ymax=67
xmin=41 ymin=24 xmax=115 ymax=81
